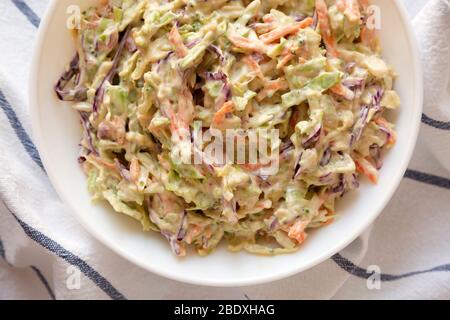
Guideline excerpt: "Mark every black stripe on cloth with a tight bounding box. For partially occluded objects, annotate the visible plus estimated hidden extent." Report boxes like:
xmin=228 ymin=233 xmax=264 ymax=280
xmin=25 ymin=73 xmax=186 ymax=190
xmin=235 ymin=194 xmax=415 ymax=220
xmin=30 ymin=266 xmax=57 ymax=300
xmin=0 ymin=237 xmax=56 ymax=299
xmin=1 ymin=201 xmax=126 ymax=300
xmin=11 ymin=0 xmax=41 ymax=28
xmin=0 ymin=89 xmax=45 ymax=171
xmin=404 ymin=169 xmax=450 ymax=189
xmin=422 ymin=113 xmax=450 ymax=130
xmin=332 ymin=253 xmax=450 ymax=281
xmin=0 ymin=237 xmax=5 ymax=259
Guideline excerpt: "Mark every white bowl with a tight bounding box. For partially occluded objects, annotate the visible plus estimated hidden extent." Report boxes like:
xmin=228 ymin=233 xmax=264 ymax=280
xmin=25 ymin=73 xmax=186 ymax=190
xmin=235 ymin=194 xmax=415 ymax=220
xmin=29 ymin=0 xmax=423 ymax=286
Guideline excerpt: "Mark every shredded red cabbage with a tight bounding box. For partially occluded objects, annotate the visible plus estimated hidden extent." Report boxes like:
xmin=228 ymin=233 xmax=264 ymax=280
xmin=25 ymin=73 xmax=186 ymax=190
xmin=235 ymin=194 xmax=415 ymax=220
xmin=329 ymin=174 xmax=345 ymax=194
xmin=93 ymin=27 xmax=131 ymax=113
xmin=369 ymin=143 xmax=383 ymax=169
xmin=79 ymin=111 xmax=98 ymax=155
xmin=351 ymin=173 xmax=360 ymax=188
xmin=342 ymin=78 xmax=365 ymax=89
xmin=204 ymin=70 xmax=227 ymax=81
xmin=125 ymin=36 xmax=137 ymax=52
xmin=95 ymin=30 xmax=119 ymax=54
xmin=294 ymin=14 xmax=307 ymax=22
xmin=54 ymin=54 xmax=87 ymax=101
xmin=205 ymin=71 xmax=232 ymax=109
xmin=293 ymin=151 xmax=303 ymax=179
xmin=378 ymin=125 xmax=392 ymax=144
xmin=257 ymin=175 xmax=271 ymax=187
xmin=320 ymin=147 xmax=331 ymax=166
xmin=186 ymin=39 xmax=201 ymax=48
xmin=250 ymin=52 xmax=264 ymax=63
xmin=114 ymin=158 xmax=132 ymax=181
xmin=148 ymin=204 xmax=183 ymax=256
xmin=319 ymin=172 xmax=333 ymax=183
xmin=344 ymin=62 xmax=356 ymax=73
xmin=280 ymin=140 xmax=294 ymax=154
xmin=161 ymin=230 xmax=182 ymax=256
xmin=207 ymin=44 xmax=225 ymax=63
xmin=176 ymin=211 xmax=188 ymax=241
xmin=350 ymin=105 xmax=370 ymax=147
xmin=156 ymin=51 xmax=174 ymax=72
xmin=372 ymin=87 xmax=384 ymax=112
xmin=269 ymin=217 xmax=278 ymax=230
xmin=302 ymin=124 xmax=322 ymax=149
xmin=311 ymin=10 xmax=318 ymax=30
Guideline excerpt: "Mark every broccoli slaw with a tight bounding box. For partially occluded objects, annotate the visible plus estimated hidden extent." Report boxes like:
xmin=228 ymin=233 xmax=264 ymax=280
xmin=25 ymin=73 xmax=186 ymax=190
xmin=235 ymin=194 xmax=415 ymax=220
xmin=55 ymin=0 xmax=400 ymax=256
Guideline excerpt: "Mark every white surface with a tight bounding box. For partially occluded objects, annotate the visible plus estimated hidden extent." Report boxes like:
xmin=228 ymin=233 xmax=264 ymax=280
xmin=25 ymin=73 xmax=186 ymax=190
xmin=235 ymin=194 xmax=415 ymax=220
xmin=1 ymin=0 xmax=450 ymax=300
xmin=415 ymin=0 xmax=450 ymax=172
xmin=28 ymin=0 xmax=422 ymax=286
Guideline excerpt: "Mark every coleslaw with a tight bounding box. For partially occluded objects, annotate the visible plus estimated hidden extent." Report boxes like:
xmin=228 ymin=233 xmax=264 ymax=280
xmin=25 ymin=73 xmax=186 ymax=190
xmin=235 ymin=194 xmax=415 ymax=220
xmin=55 ymin=0 xmax=400 ymax=256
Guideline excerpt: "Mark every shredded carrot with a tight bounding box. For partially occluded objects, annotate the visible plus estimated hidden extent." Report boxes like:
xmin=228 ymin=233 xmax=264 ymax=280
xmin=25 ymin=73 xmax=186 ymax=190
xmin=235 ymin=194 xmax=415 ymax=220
xmin=336 ymin=0 xmax=361 ymax=22
xmin=298 ymin=16 xmax=314 ymax=28
xmin=256 ymin=78 xmax=288 ymax=101
xmin=259 ymin=17 xmax=313 ymax=44
xmin=288 ymin=220 xmax=308 ymax=244
xmin=360 ymin=26 xmax=378 ymax=52
xmin=267 ymin=78 xmax=288 ymax=91
xmin=130 ymin=157 xmax=140 ymax=183
xmin=177 ymin=88 xmax=194 ymax=125
xmin=228 ymin=35 xmax=267 ymax=54
xmin=292 ymin=44 xmax=308 ymax=60
xmin=323 ymin=30 xmax=338 ymax=58
xmin=165 ymin=107 xmax=187 ymax=140
xmin=240 ymin=163 xmax=264 ymax=171
xmin=163 ymin=105 xmax=179 ymax=133
xmin=262 ymin=13 xmax=274 ymax=23
xmin=253 ymin=22 xmax=276 ymax=34
xmin=322 ymin=208 xmax=335 ymax=225
xmin=330 ymin=83 xmax=355 ymax=100
xmin=359 ymin=0 xmax=371 ymax=11
xmin=388 ymin=130 xmax=397 ymax=147
xmin=91 ymin=156 xmax=119 ymax=172
xmin=275 ymin=43 xmax=297 ymax=69
xmin=276 ymin=52 xmax=294 ymax=69
xmin=289 ymin=108 xmax=301 ymax=131
xmin=242 ymin=55 xmax=265 ymax=80
xmin=162 ymin=88 xmax=193 ymax=141
xmin=375 ymin=117 xmax=397 ymax=146
xmin=212 ymin=101 xmax=234 ymax=125
xmin=315 ymin=0 xmax=339 ymax=58
xmin=169 ymin=25 xmax=188 ymax=57
xmin=354 ymin=158 xmax=378 ymax=184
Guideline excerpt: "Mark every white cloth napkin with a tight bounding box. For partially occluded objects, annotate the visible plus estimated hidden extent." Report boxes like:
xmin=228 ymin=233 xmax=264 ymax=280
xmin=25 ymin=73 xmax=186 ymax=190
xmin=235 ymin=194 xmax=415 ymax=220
xmin=1 ymin=0 xmax=449 ymax=300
